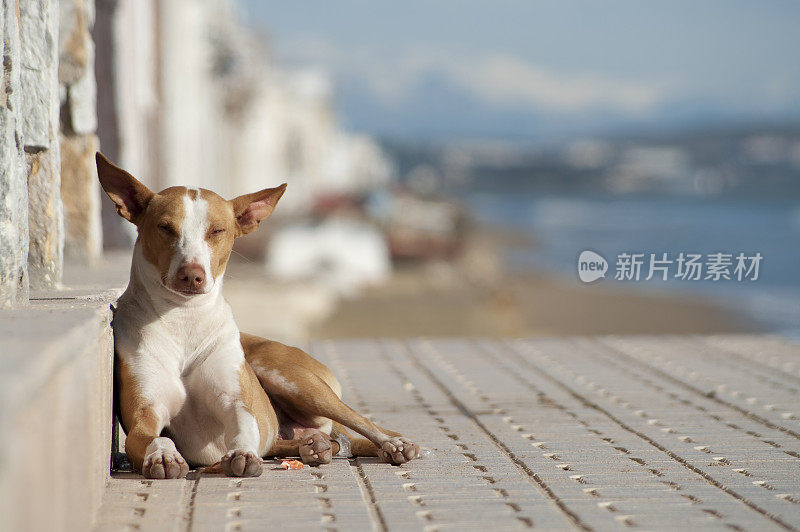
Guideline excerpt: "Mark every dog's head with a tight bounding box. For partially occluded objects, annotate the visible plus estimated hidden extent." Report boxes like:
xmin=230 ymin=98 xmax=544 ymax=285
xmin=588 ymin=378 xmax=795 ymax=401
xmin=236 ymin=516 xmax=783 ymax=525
xmin=96 ymin=152 xmax=286 ymax=297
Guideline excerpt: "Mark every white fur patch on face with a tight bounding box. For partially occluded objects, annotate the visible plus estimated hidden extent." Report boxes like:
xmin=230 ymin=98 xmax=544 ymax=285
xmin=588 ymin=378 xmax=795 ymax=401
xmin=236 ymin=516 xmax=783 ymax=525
xmin=167 ymin=190 xmax=214 ymax=294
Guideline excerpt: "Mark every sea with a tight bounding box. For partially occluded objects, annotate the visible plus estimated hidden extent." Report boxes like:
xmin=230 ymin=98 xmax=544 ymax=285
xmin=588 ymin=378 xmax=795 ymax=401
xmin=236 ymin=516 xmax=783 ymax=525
xmin=460 ymin=190 xmax=800 ymax=338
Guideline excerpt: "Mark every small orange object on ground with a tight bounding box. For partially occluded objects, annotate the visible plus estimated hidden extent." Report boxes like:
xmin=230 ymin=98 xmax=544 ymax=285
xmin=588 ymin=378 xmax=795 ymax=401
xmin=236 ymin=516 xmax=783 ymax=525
xmin=281 ymin=459 xmax=304 ymax=470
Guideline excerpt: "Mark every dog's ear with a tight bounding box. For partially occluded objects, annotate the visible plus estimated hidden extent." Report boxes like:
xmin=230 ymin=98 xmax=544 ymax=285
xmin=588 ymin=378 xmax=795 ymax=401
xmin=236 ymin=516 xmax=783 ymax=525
xmin=231 ymin=184 xmax=287 ymax=235
xmin=96 ymin=152 xmax=154 ymax=225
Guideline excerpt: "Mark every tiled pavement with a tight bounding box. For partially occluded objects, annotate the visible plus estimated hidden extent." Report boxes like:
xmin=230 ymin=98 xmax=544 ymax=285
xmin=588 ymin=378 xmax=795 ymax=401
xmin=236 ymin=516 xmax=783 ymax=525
xmin=94 ymin=335 xmax=800 ymax=531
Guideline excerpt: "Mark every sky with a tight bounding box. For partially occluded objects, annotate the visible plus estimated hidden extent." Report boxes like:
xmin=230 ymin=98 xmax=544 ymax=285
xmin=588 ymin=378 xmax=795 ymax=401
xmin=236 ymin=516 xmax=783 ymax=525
xmin=241 ymin=1 xmax=800 ymax=141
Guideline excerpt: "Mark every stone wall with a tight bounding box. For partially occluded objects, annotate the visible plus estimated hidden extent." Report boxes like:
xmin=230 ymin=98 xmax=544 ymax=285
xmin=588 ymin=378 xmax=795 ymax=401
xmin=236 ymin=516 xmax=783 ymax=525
xmin=0 ymin=0 xmax=104 ymax=306
xmin=20 ymin=0 xmax=63 ymax=290
xmin=0 ymin=0 xmax=28 ymax=307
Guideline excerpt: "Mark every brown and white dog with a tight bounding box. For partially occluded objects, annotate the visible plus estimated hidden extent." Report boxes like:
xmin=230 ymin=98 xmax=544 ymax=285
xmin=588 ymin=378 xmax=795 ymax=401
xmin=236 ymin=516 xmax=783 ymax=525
xmin=97 ymin=153 xmax=419 ymax=478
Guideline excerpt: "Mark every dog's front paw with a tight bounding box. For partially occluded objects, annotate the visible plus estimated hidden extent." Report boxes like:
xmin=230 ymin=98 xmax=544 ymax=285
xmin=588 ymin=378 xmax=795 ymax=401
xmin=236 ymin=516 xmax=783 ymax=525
xmin=221 ymin=449 xmax=263 ymax=477
xmin=142 ymin=438 xmax=189 ymax=479
xmin=379 ymin=437 xmax=419 ymax=465
xmin=300 ymin=432 xmax=333 ymax=466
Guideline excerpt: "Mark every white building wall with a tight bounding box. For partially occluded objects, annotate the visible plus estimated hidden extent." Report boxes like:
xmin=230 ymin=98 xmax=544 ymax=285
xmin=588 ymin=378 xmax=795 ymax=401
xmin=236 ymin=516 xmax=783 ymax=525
xmin=96 ymin=0 xmax=395 ymax=246
xmin=157 ymin=0 xmax=225 ymax=193
xmin=113 ymin=0 xmax=158 ymax=185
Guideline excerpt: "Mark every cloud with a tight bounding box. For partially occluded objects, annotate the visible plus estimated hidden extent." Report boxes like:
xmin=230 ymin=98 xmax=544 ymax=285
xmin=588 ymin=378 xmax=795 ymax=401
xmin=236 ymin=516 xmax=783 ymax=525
xmin=279 ymin=38 xmax=670 ymax=115
xmin=444 ymin=53 xmax=664 ymax=113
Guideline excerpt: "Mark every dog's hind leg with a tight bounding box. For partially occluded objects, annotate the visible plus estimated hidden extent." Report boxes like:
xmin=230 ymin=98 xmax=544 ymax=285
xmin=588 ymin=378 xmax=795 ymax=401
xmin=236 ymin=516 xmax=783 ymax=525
xmin=265 ymin=423 xmax=396 ymax=466
xmin=267 ymin=431 xmax=335 ymax=466
xmin=331 ymin=422 xmax=386 ymax=458
xmin=242 ymin=335 xmax=419 ymax=465
xmin=259 ymin=369 xmax=417 ymax=464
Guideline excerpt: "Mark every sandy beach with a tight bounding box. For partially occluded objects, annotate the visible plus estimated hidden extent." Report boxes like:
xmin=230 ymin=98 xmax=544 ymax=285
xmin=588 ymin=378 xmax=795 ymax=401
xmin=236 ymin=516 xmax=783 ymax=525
xmin=224 ymin=226 xmax=755 ymax=343
xmin=308 ymin=269 xmax=752 ymax=339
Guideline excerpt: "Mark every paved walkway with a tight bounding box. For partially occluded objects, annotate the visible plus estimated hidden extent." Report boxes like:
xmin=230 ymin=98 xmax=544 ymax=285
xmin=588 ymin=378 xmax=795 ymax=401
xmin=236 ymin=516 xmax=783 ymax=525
xmin=94 ymin=335 xmax=800 ymax=531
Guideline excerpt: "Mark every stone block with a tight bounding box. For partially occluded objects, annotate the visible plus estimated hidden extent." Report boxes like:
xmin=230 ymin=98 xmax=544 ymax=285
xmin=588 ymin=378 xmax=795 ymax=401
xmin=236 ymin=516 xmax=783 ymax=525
xmin=27 ymin=149 xmax=64 ymax=288
xmin=60 ymin=0 xmax=97 ymax=134
xmin=58 ymin=0 xmax=91 ymax=85
xmin=16 ymin=0 xmax=64 ymax=290
xmin=61 ymin=132 xmax=102 ymax=264
xmin=0 ymin=0 xmax=29 ymax=307
xmin=67 ymin=60 xmax=97 ymax=134
xmin=19 ymin=0 xmax=60 ymax=149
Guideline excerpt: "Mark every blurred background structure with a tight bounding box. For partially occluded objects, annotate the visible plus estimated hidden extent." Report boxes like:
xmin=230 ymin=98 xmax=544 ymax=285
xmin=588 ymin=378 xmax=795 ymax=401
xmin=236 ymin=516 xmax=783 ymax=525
xmin=2 ymin=0 xmax=799 ymax=342
xmin=235 ymin=0 xmax=800 ymax=342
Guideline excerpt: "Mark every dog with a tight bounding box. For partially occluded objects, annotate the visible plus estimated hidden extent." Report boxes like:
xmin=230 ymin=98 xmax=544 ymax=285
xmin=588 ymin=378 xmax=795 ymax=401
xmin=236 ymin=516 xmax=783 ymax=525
xmin=96 ymin=152 xmax=419 ymax=478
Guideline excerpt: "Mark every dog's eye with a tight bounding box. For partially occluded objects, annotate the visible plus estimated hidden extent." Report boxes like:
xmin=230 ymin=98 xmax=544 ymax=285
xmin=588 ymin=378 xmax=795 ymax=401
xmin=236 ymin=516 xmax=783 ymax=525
xmin=158 ymin=223 xmax=176 ymax=236
xmin=208 ymin=228 xmax=225 ymax=237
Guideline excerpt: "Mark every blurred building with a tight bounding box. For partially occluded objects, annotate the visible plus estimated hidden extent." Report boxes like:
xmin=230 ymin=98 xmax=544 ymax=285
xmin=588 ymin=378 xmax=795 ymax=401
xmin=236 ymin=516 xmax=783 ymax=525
xmin=96 ymin=0 xmax=393 ymax=246
xmin=0 ymin=0 xmax=394 ymax=307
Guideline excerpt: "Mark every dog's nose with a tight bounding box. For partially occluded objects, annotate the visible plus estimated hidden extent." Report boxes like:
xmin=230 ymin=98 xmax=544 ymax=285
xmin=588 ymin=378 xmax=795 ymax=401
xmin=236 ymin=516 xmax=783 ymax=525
xmin=174 ymin=263 xmax=206 ymax=293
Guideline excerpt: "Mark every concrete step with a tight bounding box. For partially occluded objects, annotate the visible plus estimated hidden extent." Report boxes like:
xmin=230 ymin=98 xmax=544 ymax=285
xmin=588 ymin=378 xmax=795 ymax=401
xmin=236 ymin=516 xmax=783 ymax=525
xmin=0 ymin=284 xmax=121 ymax=531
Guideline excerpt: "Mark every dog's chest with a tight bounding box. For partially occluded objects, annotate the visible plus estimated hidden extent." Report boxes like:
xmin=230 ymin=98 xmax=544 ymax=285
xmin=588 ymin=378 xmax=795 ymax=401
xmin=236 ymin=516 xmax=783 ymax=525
xmin=150 ymin=344 xmax=245 ymax=465
xmin=166 ymin=385 xmax=228 ymax=465
xmin=115 ymin=297 xmax=247 ymax=464
xmin=115 ymin=292 xmax=237 ymax=364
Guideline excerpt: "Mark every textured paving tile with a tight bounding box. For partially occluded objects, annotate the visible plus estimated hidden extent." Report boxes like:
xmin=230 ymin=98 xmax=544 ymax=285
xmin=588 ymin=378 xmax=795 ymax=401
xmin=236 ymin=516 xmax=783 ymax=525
xmin=94 ymin=335 xmax=800 ymax=531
